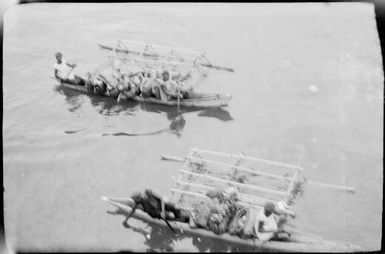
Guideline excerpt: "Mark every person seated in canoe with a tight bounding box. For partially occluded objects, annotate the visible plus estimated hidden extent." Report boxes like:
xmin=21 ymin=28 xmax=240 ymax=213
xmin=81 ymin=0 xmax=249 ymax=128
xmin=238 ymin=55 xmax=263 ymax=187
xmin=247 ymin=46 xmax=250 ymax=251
xmin=227 ymin=206 xmax=250 ymax=238
xmin=116 ymin=71 xmax=145 ymax=102
xmin=275 ymin=200 xmax=296 ymax=218
xmin=171 ymin=69 xmax=192 ymax=82
xmin=169 ymin=69 xmax=194 ymax=95
xmin=53 ymin=52 xmax=85 ymax=86
xmin=189 ymin=186 xmax=244 ymax=235
xmin=128 ymin=72 xmax=143 ymax=95
xmin=254 ymin=201 xmax=290 ymax=242
xmin=125 ymin=189 xmax=190 ymax=224
xmin=96 ymin=72 xmax=120 ymax=99
xmin=86 ymin=72 xmax=108 ymax=95
xmin=139 ymin=69 xmax=158 ymax=98
xmin=153 ymin=70 xmax=183 ymax=101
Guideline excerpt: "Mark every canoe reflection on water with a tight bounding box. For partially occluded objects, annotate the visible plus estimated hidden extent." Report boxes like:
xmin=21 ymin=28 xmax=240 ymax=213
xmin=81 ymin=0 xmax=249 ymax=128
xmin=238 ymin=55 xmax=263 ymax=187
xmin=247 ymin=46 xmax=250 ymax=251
xmin=55 ymin=85 xmax=233 ymax=137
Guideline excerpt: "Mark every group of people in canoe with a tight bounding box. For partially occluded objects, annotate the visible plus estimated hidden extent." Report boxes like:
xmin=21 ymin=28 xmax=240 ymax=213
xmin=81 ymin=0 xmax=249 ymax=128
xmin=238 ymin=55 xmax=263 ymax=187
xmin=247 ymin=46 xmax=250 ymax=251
xmin=53 ymin=52 xmax=193 ymax=102
xmin=124 ymin=187 xmax=296 ymax=243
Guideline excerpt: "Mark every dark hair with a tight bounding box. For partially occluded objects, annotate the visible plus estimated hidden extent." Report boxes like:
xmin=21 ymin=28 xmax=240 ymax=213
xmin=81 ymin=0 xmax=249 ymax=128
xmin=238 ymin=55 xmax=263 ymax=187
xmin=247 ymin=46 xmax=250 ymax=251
xmin=55 ymin=52 xmax=63 ymax=58
xmin=264 ymin=201 xmax=275 ymax=213
xmin=131 ymin=191 xmax=142 ymax=203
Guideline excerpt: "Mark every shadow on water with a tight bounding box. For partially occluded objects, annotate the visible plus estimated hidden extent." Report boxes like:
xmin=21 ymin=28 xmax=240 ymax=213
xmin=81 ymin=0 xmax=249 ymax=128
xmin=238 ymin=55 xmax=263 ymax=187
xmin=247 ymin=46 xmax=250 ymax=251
xmin=126 ymin=219 xmax=257 ymax=252
xmin=54 ymin=84 xmax=84 ymax=113
xmin=108 ymin=210 xmax=257 ymax=252
xmin=198 ymin=107 xmax=234 ymax=121
xmin=55 ymin=84 xmax=233 ymax=137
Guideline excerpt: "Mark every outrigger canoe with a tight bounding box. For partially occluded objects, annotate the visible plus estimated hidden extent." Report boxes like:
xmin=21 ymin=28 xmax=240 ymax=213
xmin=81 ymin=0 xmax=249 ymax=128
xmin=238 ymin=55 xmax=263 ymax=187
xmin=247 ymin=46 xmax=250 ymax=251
xmin=58 ymin=80 xmax=232 ymax=108
xmin=102 ymin=148 xmax=362 ymax=252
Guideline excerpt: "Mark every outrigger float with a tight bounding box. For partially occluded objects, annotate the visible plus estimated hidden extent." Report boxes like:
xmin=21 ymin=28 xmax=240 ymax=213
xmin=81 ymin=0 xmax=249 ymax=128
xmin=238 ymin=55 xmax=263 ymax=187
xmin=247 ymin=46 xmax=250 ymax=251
xmin=102 ymin=148 xmax=361 ymax=252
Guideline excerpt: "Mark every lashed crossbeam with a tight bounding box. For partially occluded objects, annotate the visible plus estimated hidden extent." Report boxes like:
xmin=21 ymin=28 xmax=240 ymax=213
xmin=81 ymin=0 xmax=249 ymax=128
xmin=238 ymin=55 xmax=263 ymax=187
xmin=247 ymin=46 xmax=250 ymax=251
xmin=191 ymin=148 xmax=303 ymax=172
xmin=179 ymin=169 xmax=288 ymax=200
xmin=170 ymin=188 xmax=263 ymax=210
xmin=186 ymin=155 xmax=293 ymax=182
xmin=175 ymin=180 xmax=273 ymax=207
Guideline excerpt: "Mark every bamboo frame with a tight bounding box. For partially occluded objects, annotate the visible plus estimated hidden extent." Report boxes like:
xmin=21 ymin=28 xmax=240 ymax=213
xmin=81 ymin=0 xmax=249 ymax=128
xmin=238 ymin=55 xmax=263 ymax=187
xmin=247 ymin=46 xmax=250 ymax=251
xmin=175 ymin=180 xmax=273 ymax=207
xmin=178 ymin=169 xmax=287 ymax=199
xmin=117 ymin=39 xmax=203 ymax=56
xmin=170 ymin=188 xmax=263 ymax=210
xmin=186 ymin=155 xmax=292 ymax=182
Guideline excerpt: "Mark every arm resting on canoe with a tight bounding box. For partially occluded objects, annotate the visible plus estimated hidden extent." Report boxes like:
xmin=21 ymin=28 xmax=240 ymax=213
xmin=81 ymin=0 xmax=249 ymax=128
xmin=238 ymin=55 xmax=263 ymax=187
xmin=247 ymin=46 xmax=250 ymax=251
xmin=146 ymin=189 xmax=166 ymax=218
xmin=124 ymin=203 xmax=138 ymax=221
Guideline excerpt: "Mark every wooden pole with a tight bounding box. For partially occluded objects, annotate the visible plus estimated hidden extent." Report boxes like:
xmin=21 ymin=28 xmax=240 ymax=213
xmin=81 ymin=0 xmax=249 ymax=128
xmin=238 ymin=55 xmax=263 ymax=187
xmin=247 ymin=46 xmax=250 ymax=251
xmin=186 ymin=155 xmax=292 ymax=181
xmin=162 ymin=152 xmax=356 ymax=194
xmin=175 ymin=180 xmax=272 ymax=207
xmin=307 ymin=180 xmax=355 ymax=193
xmin=192 ymin=148 xmax=303 ymax=171
xmin=119 ymin=39 xmax=203 ymax=56
xmin=161 ymin=154 xmax=186 ymax=162
xmin=161 ymin=154 xmax=292 ymax=181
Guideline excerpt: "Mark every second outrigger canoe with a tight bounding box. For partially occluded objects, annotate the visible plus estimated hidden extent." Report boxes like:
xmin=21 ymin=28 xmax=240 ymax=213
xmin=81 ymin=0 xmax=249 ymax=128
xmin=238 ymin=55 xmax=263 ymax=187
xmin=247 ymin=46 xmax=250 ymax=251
xmin=102 ymin=196 xmax=360 ymax=252
xmin=102 ymin=148 xmax=362 ymax=252
xmin=58 ymin=80 xmax=232 ymax=108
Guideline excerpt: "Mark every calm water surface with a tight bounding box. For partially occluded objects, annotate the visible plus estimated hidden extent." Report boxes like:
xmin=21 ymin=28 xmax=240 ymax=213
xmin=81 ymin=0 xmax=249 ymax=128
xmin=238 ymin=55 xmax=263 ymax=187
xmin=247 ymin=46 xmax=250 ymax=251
xmin=3 ymin=2 xmax=383 ymax=252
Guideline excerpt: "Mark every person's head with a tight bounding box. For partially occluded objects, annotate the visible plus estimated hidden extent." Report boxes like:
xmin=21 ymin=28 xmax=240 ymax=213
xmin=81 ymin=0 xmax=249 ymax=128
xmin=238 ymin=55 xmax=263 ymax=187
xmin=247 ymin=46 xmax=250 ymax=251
xmin=162 ymin=70 xmax=169 ymax=81
xmin=55 ymin=52 xmax=63 ymax=62
xmin=209 ymin=213 xmax=222 ymax=223
xmin=144 ymin=189 xmax=154 ymax=198
xmin=130 ymin=191 xmax=142 ymax=203
xmin=264 ymin=201 xmax=275 ymax=217
xmin=223 ymin=186 xmax=240 ymax=201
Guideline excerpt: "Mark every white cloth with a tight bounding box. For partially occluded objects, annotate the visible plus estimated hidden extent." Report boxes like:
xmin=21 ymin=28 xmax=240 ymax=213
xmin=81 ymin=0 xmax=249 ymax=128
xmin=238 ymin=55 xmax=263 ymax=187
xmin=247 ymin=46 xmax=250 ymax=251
xmin=157 ymin=79 xmax=178 ymax=94
xmin=53 ymin=58 xmax=75 ymax=80
xmin=155 ymin=78 xmax=178 ymax=101
xmin=254 ymin=209 xmax=277 ymax=241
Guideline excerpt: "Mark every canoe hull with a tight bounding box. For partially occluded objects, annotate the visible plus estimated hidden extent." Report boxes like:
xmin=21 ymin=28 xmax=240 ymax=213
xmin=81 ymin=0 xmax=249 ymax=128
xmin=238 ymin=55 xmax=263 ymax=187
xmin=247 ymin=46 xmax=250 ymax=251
xmin=59 ymin=81 xmax=232 ymax=108
xmin=102 ymin=196 xmax=362 ymax=253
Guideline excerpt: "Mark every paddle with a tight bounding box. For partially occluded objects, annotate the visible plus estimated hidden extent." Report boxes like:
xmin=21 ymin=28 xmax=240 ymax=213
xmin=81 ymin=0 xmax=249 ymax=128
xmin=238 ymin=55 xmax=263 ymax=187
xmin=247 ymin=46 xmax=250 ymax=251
xmin=176 ymin=81 xmax=181 ymax=112
xmin=199 ymin=63 xmax=234 ymax=73
xmin=163 ymin=217 xmax=177 ymax=233
xmin=66 ymin=65 xmax=76 ymax=80
xmin=50 ymin=76 xmax=60 ymax=82
xmin=160 ymin=154 xmax=356 ymax=193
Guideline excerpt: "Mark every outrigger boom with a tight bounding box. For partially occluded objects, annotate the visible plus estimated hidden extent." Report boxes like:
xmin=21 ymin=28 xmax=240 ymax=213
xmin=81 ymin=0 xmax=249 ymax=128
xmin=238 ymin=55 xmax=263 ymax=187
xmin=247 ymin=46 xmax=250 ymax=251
xmin=161 ymin=148 xmax=355 ymax=194
xmin=98 ymin=40 xmax=235 ymax=73
xmin=119 ymin=39 xmax=203 ymax=55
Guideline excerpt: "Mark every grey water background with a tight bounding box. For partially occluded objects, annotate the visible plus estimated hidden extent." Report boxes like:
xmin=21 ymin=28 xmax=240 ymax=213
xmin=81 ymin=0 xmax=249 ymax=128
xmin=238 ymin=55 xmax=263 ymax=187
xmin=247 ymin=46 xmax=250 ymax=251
xmin=3 ymin=2 xmax=383 ymax=252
